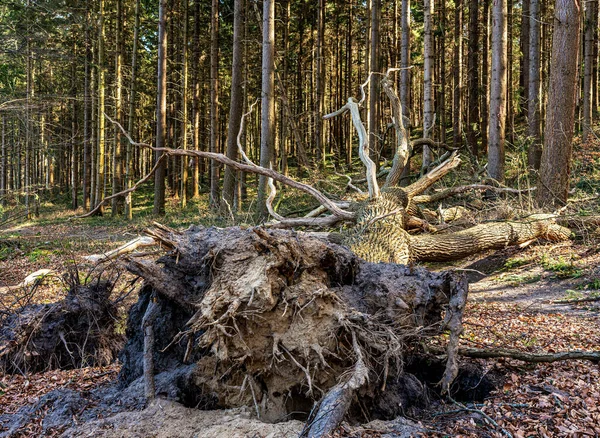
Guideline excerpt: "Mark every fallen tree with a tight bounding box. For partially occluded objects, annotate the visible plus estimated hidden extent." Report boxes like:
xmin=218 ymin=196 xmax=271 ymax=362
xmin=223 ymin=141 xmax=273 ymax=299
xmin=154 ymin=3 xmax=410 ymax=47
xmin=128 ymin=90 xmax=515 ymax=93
xmin=35 ymin=70 xmax=573 ymax=435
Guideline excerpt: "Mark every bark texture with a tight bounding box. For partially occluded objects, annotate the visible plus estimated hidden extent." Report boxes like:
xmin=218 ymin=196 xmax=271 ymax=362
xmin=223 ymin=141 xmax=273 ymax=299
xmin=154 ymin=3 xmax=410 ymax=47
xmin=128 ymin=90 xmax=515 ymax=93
xmin=537 ymin=0 xmax=581 ymax=207
xmin=488 ymin=0 xmax=507 ymax=182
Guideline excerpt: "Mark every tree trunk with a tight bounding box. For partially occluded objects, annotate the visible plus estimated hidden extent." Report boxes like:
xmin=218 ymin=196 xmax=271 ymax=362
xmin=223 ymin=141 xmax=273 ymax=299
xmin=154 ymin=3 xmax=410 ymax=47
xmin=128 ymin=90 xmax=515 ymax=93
xmin=209 ymin=0 xmax=220 ymax=208
xmin=520 ymin=0 xmax=530 ymax=117
xmin=315 ymin=0 xmax=326 ymax=167
xmin=95 ymin=0 xmax=106 ymax=214
xmin=453 ymin=0 xmax=463 ymax=149
xmin=488 ymin=0 xmax=507 ymax=182
xmin=180 ymin=0 xmax=189 ymax=209
xmin=153 ymin=0 xmax=168 ymax=216
xmin=467 ymin=0 xmax=479 ymax=156
xmin=423 ymin=0 xmax=434 ymax=169
xmin=256 ymin=0 xmax=275 ymax=220
xmin=125 ymin=0 xmax=141 ymax=220
xmin=369 ymin=0 xmax=381 ymax=168
xmin=527 ymin=0 xmax=542 ymax=170
xmin=537 ymin=0 xmax=581 ymax=207
xmin=400 ymin=0 xmax=411 ymax=118
xmin=583 ymin=0 xmax=596 ymax=142
xmin=480 ymin=0 xmax=490 ymax=151
xmin=112 ymin=0 xmax=124 ymax=216
xmin=223 ymin=0 xmax=245 ymax=209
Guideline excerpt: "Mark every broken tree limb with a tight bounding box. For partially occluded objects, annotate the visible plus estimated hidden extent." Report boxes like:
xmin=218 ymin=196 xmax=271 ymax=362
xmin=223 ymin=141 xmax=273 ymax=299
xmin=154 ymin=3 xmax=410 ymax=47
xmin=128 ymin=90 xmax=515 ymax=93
xmin=409 ymin=217 xmax=571 ymax=262
xmin=455 ymin=348 xmax=600 ymax=363
xmin=405 ymin=152 xmax=461 ymax=198
xmin=412 ymin=184 xmax=535 ymax=205
xmin=306 ymin=333 xmax=369 ymax=438
xmin=94 ymin=115 xmax=355 ymax=221
xmin=83 ymin=236 xmax=156 ymax=263
xmin=552 ymin=296 xmax=600 ymax=304
xmin=142 ymin=295 xmax=160 ymax=402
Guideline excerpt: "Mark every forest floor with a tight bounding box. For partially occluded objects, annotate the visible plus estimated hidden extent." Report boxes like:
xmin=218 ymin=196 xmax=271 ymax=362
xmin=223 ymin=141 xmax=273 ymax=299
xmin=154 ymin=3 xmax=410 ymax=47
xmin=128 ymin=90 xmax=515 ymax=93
xmin=2 ymin=139 xmax=600 ymax=437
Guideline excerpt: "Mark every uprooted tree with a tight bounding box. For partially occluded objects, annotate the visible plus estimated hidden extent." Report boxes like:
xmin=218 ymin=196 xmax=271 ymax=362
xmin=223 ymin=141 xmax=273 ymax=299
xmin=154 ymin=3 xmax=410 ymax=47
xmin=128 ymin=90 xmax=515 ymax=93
xmin=3 ymin=72 xmax=575 ymax=436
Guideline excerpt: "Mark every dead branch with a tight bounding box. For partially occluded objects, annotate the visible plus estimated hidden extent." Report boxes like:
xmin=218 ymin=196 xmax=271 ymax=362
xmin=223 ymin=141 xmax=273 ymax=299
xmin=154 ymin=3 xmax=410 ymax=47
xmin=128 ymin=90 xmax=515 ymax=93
xmin=552 ymin=296 xmax=600 ymax=304
xmin=405 ymin=152 xmax=461 ymax=198
xmin=456 ymin=347 xmax=600 ymax=363
xmin=97 ymin=115 xmax=355 ymax=221
xmin=325 ymin=97 xmax=380 ymax=199
xmin=83 ymin=236 xmax=156 ymax=263
xmin=412 ymin=184 xmax=535 ymax=204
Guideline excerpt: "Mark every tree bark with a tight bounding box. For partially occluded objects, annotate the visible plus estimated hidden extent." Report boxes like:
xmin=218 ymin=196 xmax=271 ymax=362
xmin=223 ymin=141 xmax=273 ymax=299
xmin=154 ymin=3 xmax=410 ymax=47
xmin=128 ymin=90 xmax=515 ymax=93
xmin=125 ymin=0 xmax=140 ymax=220
xmin=257 ymin=0 xmax=275 ymax=220
xmin=400 ymin=0 xmax=411 ymax=118
xmin=95 ymin=0 xmax=106 ymax=214
xmin=537 ymin=0 xmax=581 ymax=207
xmin=423 ymin=0 xmax=435 ymax=170
xmin=520 ymin=0 xmax=530 ymax=117
xmin=583 ymin=0 xmax=596 ymax=142
xmin=112 ymin=0 xmax=124 ymax=216
xmin=467 ymin=0 xmax=479 ymax=156
xmin=209 ymin=0 xmax=220 ymax=207
xmin=527 ymin=0 xmax=542 ymax=170
xmin=488 ymin=0 xmax=507 ymax=182
xmin=223 ymin=0 xmax=245 ymax=209
xmin=453 ymin=0 xmax=463 ymax=149
xmin=153 ymin=0 xmax=168 ymax=216
xmin=369 ymin=0 xmax=381 ymax=168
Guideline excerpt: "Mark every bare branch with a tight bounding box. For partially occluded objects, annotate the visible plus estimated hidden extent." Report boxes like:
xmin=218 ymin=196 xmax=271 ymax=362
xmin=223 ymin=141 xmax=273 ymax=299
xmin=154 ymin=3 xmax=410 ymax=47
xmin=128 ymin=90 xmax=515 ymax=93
xmin=325 ymin=98 xmax=380 ymax=199
xmin=413 ymin=184 xmax=535 ymax=204
xmin=89 ymin=114 xmax=355 ymax=222
xmin=405 ymin=151 xmax=462 ymax=198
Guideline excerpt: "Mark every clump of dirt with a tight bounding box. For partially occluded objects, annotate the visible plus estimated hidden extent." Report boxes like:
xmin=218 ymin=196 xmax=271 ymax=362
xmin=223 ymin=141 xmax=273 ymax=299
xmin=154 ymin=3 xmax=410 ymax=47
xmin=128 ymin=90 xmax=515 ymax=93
xmin=120 ymin=225 xmax=468 ymax=424
xmin=0 ymin=280 xmax=124 ymax=374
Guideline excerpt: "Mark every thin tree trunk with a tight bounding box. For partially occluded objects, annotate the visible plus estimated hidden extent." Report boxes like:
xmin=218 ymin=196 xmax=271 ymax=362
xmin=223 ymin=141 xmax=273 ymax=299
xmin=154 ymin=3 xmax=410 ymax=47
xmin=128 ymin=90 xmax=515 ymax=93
xmin=520 ymin=0 xmax=530 ymax=117
xmin=488 ymin=0 xmax=507 ymax=182
xmin=423 ymin=0 xmax=435 ymax=170
xmin=192 ymin=0 xmax=201 ymax=199
xmin=537 ymin=0 xmax=581 ymax=207
xmin=467 ymin=0 xmax=479 ymax=156
xmin=95 ymin=0 xmax=106 ymax=214
xmin=209 ymin=0 xmax=220 ymax=207
xmin=528 ymin=0 xmax=542 ymax=169
xmin=153 ymin=0 xmax=168 ymax=216
xmin=223 ymin=0 xmax=245 ymax=209
xmin=481 ymin=0 xmax=490 ymax=150
xmin=315 ymin=0 xmax=326 ymax=167
xmin=125 ymin=0 xmax=140 ymax=220
xmin=400 ymin=0 xmax=411 ymax=118
xmin=453 ymin=0 xmax=463 ymax=148
xmin=180 ymin=0 xmax=189 ymax=209
xmin=583 ymin=0 xmax=596 ymax=141
xmin=256 ymin=0 xmax=275 ymax=220
xmin=112 ymin=0 xmax=124 ymax=216
xmin=369 ymin=0 xmax=381 ymax=168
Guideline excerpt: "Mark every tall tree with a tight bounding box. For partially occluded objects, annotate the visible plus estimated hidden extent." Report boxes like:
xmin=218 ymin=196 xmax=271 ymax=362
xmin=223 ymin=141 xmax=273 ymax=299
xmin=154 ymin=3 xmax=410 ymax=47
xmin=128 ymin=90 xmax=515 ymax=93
xmin=400 ymin=0 xmax=411 ymax=118
xmin=537 ymin=0 xmax=581 ymax=207
xmin=520 ymin=0 xmax=530 ymax=116
xmin=125 ymin=0 xmax=141 ymax=220
xmin=527 ymin=0 xmax=542 ymax=169
xmin=453 ymin=0 xmax=463 ymax=148
xmin=422 ymin=0 xmax=434 ymax=169
xmin=209 ymin=0 xmax=220 ymax=207
xmin=583 ymin=0 xmax=597 ymax=142
xmin=256 ymin=0 xmax=275 ymax=219
xmin=467 ymin=0 xmax=479 ymax=156
xmin=223 ymin=0 xmax=245 ymax=209
xmin=315 ymin=0 xmax=326 ymax=166
xmin=112 ymin=0 xmax=124 ymax=216
xmin=95 ymin=0 xmax=106 ymax=213
xmin=488 ymin=0 xmax=507 ymax=182
xmin=369 ymin=0 xmax=381 ymax=167
xmin=153 ymin=0 xmax=168 ymax=216
xmin=180 ymin=0 xmax=189 ymax=209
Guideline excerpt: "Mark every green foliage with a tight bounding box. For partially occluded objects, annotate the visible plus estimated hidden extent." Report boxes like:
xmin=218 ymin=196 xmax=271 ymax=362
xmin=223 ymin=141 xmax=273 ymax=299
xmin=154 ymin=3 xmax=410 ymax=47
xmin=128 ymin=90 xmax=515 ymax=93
xmin=540 ymin=254 xmax=583 ymax=279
